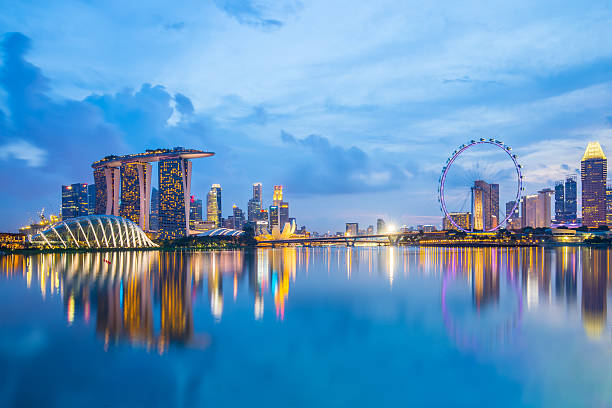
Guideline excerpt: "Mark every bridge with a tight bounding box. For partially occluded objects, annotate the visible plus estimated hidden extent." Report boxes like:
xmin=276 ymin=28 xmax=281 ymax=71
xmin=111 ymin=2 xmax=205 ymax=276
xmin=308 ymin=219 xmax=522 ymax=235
xmin=256 ymin=233 xmax=417 ymax=247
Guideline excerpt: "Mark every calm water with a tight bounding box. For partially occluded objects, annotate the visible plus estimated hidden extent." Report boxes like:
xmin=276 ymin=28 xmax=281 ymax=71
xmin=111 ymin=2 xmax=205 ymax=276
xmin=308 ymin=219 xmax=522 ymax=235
xmin=0 ymin=247 xmax=611 ymax=407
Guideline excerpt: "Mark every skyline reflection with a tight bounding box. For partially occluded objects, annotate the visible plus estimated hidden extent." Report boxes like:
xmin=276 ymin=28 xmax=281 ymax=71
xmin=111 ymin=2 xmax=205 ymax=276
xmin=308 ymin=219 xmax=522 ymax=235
xmin=1 ymin=247 xmax=611 ymax=353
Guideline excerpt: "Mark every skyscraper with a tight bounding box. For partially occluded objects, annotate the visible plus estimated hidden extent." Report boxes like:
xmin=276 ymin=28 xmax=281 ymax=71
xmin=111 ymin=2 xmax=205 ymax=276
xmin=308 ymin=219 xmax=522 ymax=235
xmin=565 ymin=176 xmax=577 ymax=222
xmin=150 ymin=187 xmax=159 ymax=231
xmin=607 ymin=185 xmax=612 ymax=226
xmin=345 ymin=223 xmax=358 ymax=236
xmin=505 ymin=200 xmax=520 ymax=229
xmin=472 ymin=180 xmax=499 ymax=230
xmin=158 ymin=158 xmax=192 ymax=239
xmin=119 ymin=162 xmax=152 ymax=230
xmin=207 ymin=187 xmax=220 ymax=227
xmin=248 ymin=182 xmax=263 ymax=222
xmin=62 ymin=183 xmax=89 ymax=219
xmin=232 ymin=205 xmax=245 ymax=230
xmin=279 ymin=202 xmax=289 ymax=227
xmin=190 ymin=196 xmax=203 ymax=230
xmin=581 ymin=142 xmax=607 ymax=227
xmin=93 ymin=165 xmax=120 ymax=216
xmin=212 ymin=184 xmax=222 ymax=223
xmin=520 ymin=189 xmax=552 ymax=228
xmin=87 ymin=184 xmax=96 ymax=215
xmin=273 ymin=185 xmax=283 ymax=205
xmin=554 ymin=181 xmax=565 ymax=221
xmin=269 ymin=205 xmax=279 ymax=229
xmin=376 ymin=218 xmax=386 ymax=234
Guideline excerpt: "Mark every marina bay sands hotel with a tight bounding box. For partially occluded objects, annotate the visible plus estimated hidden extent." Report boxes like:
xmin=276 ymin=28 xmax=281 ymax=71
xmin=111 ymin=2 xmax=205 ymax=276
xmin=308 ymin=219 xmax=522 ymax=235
xmin=92 ymin=147 xmax=214 ymax=239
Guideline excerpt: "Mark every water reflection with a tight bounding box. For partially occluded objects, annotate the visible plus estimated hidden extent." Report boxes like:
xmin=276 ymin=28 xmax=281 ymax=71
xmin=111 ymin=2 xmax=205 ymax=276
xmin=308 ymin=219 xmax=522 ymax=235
xmin=1 ymin=247 xmax=612 ymax=353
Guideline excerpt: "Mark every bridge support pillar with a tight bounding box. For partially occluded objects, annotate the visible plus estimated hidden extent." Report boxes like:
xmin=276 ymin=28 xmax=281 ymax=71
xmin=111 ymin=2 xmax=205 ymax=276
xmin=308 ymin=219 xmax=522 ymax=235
xmin=345 ymin=238 xmax=356 ymax=247
xmin=387 ymin=235 xmax=400 ymax=246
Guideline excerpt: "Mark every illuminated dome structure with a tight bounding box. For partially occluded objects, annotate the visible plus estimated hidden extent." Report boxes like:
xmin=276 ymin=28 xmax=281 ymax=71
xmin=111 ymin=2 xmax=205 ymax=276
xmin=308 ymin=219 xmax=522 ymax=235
xmin=196 ymin=228 xmax=245 ymax=237
xmin=29 ymin=215 xmax=157 ymax=249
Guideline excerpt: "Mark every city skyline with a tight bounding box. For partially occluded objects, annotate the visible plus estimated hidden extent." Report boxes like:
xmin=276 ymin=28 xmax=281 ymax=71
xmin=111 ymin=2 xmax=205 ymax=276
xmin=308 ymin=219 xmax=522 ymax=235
xmin=2 ymin=2 xmax=612 ymax=232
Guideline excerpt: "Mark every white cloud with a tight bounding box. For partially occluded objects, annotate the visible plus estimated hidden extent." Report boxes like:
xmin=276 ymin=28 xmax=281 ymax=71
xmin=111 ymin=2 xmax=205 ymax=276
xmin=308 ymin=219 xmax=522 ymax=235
xmin=0 ymin=140 xmax=47 ymax=167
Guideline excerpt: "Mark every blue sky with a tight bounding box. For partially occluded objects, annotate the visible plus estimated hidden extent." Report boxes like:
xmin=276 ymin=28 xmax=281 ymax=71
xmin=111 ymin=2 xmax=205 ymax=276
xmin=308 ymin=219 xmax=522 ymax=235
xmin=1 ymin=0 xmax=612 ymax=232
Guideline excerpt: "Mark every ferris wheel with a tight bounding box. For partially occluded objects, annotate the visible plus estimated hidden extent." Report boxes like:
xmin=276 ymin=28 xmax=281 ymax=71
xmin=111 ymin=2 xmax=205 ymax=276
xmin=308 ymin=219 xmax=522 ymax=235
xmin=438 ymin=139 xmax=523 ymax=233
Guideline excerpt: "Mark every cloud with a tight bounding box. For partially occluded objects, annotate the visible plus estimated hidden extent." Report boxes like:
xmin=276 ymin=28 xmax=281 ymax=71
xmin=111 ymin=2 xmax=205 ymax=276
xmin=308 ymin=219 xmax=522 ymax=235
xmin=0 ymin=139 xmax=46 ymax=167
xmin=213 ymin=0 xmax=301 ymax=30
xmin=164 ymin=21 xmax=185 ymax=31
xmin=277 ymin=130 xmax=407 ymax=194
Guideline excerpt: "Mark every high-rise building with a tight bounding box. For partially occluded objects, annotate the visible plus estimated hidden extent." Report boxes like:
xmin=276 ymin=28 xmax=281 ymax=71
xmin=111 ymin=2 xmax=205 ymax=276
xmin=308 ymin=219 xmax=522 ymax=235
xmin=119 ymin=162 xmax=152 ymax=230
xmin=93 ymin=165 xmax=120 ymax=216
xmin=232 ymin=205 xmax=245 ymax=230
xmin=207 ymin=187 xmax=220 ymax=228
xmin=565 ymin=176 xmax=578 ymax=222
xmin=87 ymin=184 xmax=96 ymax=215
xmin=521 ymin=189 xmax=552 ymax=228
xmin=581 ymin=142 xmax=607 ymax=228
xmin=607 ymin=185 xmax=612 ymax=226
xmin=62 ymin=183 xmax=89 ymax=220
xmin=150 ymin=187 xmax=159 ymax=231
xmin=472 ymin=180 xmax=499 ymax=231
xmin=554 ymin=181 xmax=565 ymax=221
xmin=279 ymin=202 xmax=289 ymax=227
xmin=211 ymin=184 xmax=222 ymax=223
xmin=505 ymin=201 xmax=520 ymax=229
xmin=158 ymin=158 xmax=192 ymax=239
xmin=376 ymin=218 xmax=386 ymax=234
xmin=190 ymin=196 xmax=203 ymax=230
xmin=273 ymin=185 xmax=283 ymax=205
xmin=346 ymin=223 xmax=358 ymax=236
xmin=443 ymin=212 xmax=471 ymax=230
xmin=269 ymin=206 xmax=279 ymax=229
xmin=248 ymin=182 xmax=263 ymax=222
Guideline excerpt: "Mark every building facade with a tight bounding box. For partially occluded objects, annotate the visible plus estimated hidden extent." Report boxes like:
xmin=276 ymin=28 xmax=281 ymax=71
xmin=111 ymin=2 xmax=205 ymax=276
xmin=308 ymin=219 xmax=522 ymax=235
xmin=150 ymin=187 xmax=159 ymax=231
xmin=554 ymin=181 xmax=564 ymax=222
xmin=565 ymin=176 xmax=578 ymax=222
xmin=581 ymin=142 xmax=607 ymax=227
xmin=472 ymin=180 xmax=499 ymax=231
xmin=207 ymin=187 xmax=220 ymax=228
xmin=62 ymin=183 xmax=89 ymax=220
xmin=607 ymin=185 xmax=612 ymax=226
xmin=119 ymin=162 xmax=152 ymax=230
xmin=93 ymin=165 xmax=120 ymax=216
xmin=521 ymin=189 xmax=552 ymax=228
xmin=346 ymin=223 xmax=358 ymax=236
xmin=376 ymin=218 xmax=386 ymax=234
xmin=443 ymin=212 xmax=471 ymax=230
xmin=158 ymin=158 xmax=192 ymax=239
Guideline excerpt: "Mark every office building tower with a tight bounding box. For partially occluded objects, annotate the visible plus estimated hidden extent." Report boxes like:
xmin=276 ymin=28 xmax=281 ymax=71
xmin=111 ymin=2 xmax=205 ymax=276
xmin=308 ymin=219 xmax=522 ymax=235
xmin=554 ymin=181 xmax=565 ymax=221
xmin=376 ymin=218 xmax=386 ymax=234
xmin=443 ymin=212 xmax=471 ymax=230
xmin=150 ymin=187 xmax=159 ymax=231
xmin=607 ymin=185 xmax=612 ymax=226
xmin=565 ymin=176 xmax=578 ymax=222
xmin=472 ymin=180 xmax=499 ymax=230
xmin=248 ymin=183 xmax=263 ymax=222
xmin=87 ymin=184 xmax=96 ymax=215
xmin=190 ymin=197 xmax=203 ymax=222
xmin=93 ymin=165 xmax=120 ymax=215
xmin=211 ymin=184 xmax=222 ymax=222
xmin=279 ymin=202 xmax=289 ymax=227
xmin=62 ymin=183 xmax=89 ymax=220
xmin=207 ymin=187 xmax=220 ymax=228
xmin=232 ymin=205 xmax=245 ymax=230
xmin=273 ymin=185 xmax=283 ymax=205
xmin=346 ymin=223 xmax=358 ymax=236
xmin=505 ymin=201 xmax=520 ymax=229
xmin=366 ymin=225 xmax=374 ymax=235
xmin=581 ymin=142 xmax=607 ymax=228
xmin=119 ymin=162 xmax=152 ymax=230
xmin=521 ymin=189 xmax=552 ymax=228
xmin=158 ymin=158 xmax=192 ymax=239
xmin=269 ymin=206 xmax=279 ymax=229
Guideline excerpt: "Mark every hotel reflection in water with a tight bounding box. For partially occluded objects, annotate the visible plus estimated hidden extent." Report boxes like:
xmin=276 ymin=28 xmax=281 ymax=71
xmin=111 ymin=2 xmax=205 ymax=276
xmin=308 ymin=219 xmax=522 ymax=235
xmin=1 ymin=247 xmax=611 ymax=351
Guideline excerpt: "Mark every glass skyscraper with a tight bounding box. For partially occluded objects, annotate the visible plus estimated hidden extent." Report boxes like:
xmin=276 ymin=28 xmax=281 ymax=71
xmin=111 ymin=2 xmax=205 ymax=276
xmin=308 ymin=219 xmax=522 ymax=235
xmin=150 ymin=187 xmax=159 ymax=231
xmin=61 ymin=183 xmax=89 ymax=219
xmin=581 ymin=142 xmax=607 ymax=227
xmin=565 ymin=176 xmax=577 ymax=222
xmin=472 ymin=180 xmax=499 ymax=230
xmin=554 ymin=181 xmax=564 ymax=221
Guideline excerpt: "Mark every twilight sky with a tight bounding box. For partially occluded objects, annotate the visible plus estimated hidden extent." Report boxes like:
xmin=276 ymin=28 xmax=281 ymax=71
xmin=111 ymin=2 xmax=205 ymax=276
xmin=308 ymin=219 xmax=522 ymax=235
xmin=1 ymin=0 xmax=612 ymax=232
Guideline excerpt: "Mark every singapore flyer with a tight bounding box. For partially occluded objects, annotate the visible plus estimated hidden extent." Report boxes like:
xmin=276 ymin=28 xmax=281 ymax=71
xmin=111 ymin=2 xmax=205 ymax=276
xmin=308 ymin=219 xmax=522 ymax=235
xmin=438 ymin=139 xmax=523 ymax=233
